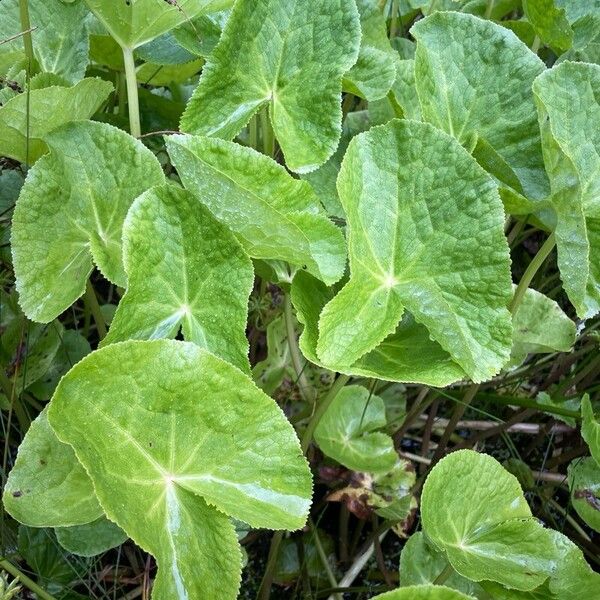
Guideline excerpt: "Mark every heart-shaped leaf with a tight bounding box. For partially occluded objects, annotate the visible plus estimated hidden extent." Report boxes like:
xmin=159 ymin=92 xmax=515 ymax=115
xmin=412 ymin=12 xmax=548 ymax=201
xmin=372 ymin=585 xmax=476 ymax=600
xmin=103 ymin=185 xmax=254 ymax=373
xmin=581 ymin=395 xmax=600 ymax=465
xmin=48 ymin=340 xmax=312 ymax=599
xmin=11 ymin=120 xmax=165 ymax=323
xmin=343 ymin=0 xmax=398 ymax=101
xmin=314 ymin=385 xmax=397 ymax=473
xmin=316 ymin=119 xmax=513 ymax=383
xmin=166 ymin=134 xmax=346 ymax=285
xmin=292 ymin=271 xmax=466 ymax=387
xmin=533 ymin=61 xmax=600 ymax=319
xmin=0 ymin=78 xmax=112 ymax=164
xmin=3 ymin=408 xmax=102 ymax=527
xmin=180 ymin=0 xmax=361 ymax=173
xmin=568 ymin=457 xmax=600 ymax=533
xmin=421 ymin=450 xmax=559 ymax=591
xmin=84 ymin=0 xmax=232 ymax=49
xmin=55 ymin=517 xmax=127 ymax=557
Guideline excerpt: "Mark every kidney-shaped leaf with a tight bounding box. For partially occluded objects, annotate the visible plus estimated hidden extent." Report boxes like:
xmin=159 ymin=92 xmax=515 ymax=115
xmin=103 ymin=185 xmax=253 ymax=373
xmin=533 ymin=61 xmax=600 ymax=319
xmin=568 ymin=457 xmax=600 ymax=533
xmin=12 ymin=121 xmax=165 ymax=323
xmin=0 ymin=78 xmax=112 ymax=164
xmin=412 ymin=12 xmax=548 ymax=201
xmin=343 ymin=0 xmax=398 ymax=101
xmin=317 ymin=120 xmax=513 ymax=383
xmin=314 ymin=385 xmax=397 ymax=474
xmin=166 ymin=135 xmax=346 ymax=285
xmin=421 ymin=450 xmax=559 ymax=591
xmin=3 ymin=408 xmax=102 ymax=528
xmin=372 ymin=585 xmax=476 ymax=600
xmin=48 ymin=340 xmax=312 ymax=599
xmin=180 ymin=0 xmax=361 ymax=173
xmin=84 ymin=0 xmax=232 ymax=49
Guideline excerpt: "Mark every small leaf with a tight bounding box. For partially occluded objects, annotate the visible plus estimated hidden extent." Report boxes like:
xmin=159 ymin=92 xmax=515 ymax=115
xmin=166 ymin=134 xmax=346 ymax=285
xmin=533 ymin=61 xmax=600 ymax=319
xmin=317 ymin=120 xmax=513 ymax=383
xmin=412 ymin=12 xmax=548 ymax=201
xmin=510 ymin=287 xmax=576 ymax=367
xmin=3 ymin=408 xmax=102 ymax=528
xmin=314 ymin=385 xmax=397 ymax=473
xmin=581 ymin=395 xmax=600 ymax=466
xmin=343 ymin=0 xmax=398 ymax=101
xmin=56 ymin=517 xmax=128 ymax=557
xmin=421 ymin=450 xmax=559 ymax=591
xmin=568 ymin=457 xmax=600 ymax=533
xmin=0 ymin=78 xmax=113 ymax=164
xmin=179 ymin=0 xmax=361 ymax=173
xmin=523 ymin=0 xmax=574 ymax=53
xmin=372 ymin=585 xmax=476 ymax=600
xmin=48 ymin=340 xmax=312 ymax=599
xmin=11 ymin=120 xmax=165 ymax=323
xmin=83 ymin=0 xmax=232 ymax=49
xmin=103 ymin=185 xmax=253 ymax=373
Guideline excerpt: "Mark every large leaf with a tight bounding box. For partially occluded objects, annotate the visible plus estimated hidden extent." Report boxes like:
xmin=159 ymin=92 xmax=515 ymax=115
xmin=83 ymin=0 xmax=232 ymax=49
xmin=343 ymin=0 xmax=398 ymax=101
xmin=292 ymin=271 xmax=466 ymax=387
xmin=421 ymin=450 xmax=559 ymax=591
xmin=48 ymin=340 xmax=312 ymax=600
xmin=166 ymin=135 xmax=346 ymax=285
xmin=103 ymin=185 xmax=253 ymax=373
xmin=179 ymin=0 xmax=361 ymax=173
xmin=11 ymin=121 xmax=165 ymax=323
xmin=0 ymin=78 xmax=112 ymax=164
xmin=510 ymin=287 xmax=576 ymax=366
xmin=568 ymin=457 xmax=600 ymax=533
xmin=533 ymin=61 xmax=600 ymax=319
xmin=523 ymin=0 xmax=573 ymax=53
xmin=372 ymin=585 xmax=476 ymax=600
xmin=316 ymin=120 xmax=512 ymax=383
xmin=55 ymin=517 xmax=127 ymax=557
xmin=0 ymin=0 xmax=90 ymax=83
xmin=412 ymin=12 xmax=548 ymax=201
xmin=581 ymin=395 xmax=600 ymax=466
xmin=3 ymin=408 xmax=102 ymax=528
xmin=314 ymin=385 xmax=397 ymax=473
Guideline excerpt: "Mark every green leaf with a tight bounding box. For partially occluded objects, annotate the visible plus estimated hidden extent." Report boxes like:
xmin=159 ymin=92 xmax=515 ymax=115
xmin=0 ymin=0 xmax=90 ymax=83
xmin=582 ymin=395 xmax=600 ymax=465
xmin=11 ymin=120 xmax=165 ymax=323
xmin=3 ymin=408 xmax=102 ymax=528
xmin=533 ymin=61 xmax=600 ymax=319
xmin=172 ymin=11 xmax=228 ymax=58
xmin=48 ymin=340 xmax=312 ymax=599
xmin=55 ymin=517 xmax=127 ymax=557
xmin=372 ymin=585 xmax=476 ymax=600
xmin=510 ymin=287 xmax=576 ymax=367
xmin=179 ymin=0 xmax=361 ymax=173
xmin=316 ymin=120 xmax=512 ymax=383
xmin=166 ymin=134 xmax=346 ymax=285
xmin=136 ymin=59 xmax=203 ymax=86
xmin=399 ymin=532 xmax=485 ymax=598
xmin=412 ymin=12 xmax=548 ymax=201
xmin=103 ymin=185 xmax=253 ymax=373
xmin=343 ymin=0 xmax=398 ymax=101
xmin=556 ymin=0 xmax=600 ymax=50
xmin=523 ymin=0 xmax=573 ymax=53
xmin=83 ymin=0 xmax=232 ymax=49
xmin=421 ymin=450 xmax=559 ymax=591
xmin=389 ymin=60 xmax=422 ymax=121
xmin=136 ymin=31 xmax=197 ymax=65
xmin=568 ymin=457 xmax=600 ymax=533
xmin=292 ymin=271 xmax=466 ymax=387
xmin=0 ymin=78 xmax=113 ymax=164
xmin=314 ymin=385 xmax=397 ymax=473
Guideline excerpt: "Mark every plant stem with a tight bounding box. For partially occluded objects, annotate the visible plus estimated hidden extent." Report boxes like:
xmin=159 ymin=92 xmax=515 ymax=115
xmin=509 ymin=232 xmax=556 ymax=313
xmin=432 ymin=561 xmax=454 ymax=585
xmin=260 ymin=108 xmax=275 ymax=157
xmin=122 ymin=46 xmax=141 ymax=138
xmin=18 ymin=0 xmax=34 ymax=67
xmin=301 ymin=374 xmax=350 ymax=453
xmin=310 ymin=520 xmax=342 ymax=599
xmin=531 ymin=35 xmax=541 ymax=54
xmin=484 ymin=0 xmax=495 ymax=19
xmin=85 ymin=280 xmax=107 ymax=340
xmin=389 ymin=0 xmax=399 ymax=39
xmin=256 ymin=531 xmax=283 ymax=600
xmin=0 ymin=558 xmax=56 ymax=600
xmin=284 ymin=294 xmax=314 ymax=403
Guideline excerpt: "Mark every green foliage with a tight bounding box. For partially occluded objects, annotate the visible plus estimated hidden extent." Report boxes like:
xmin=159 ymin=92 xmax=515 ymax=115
xmin=568 ymin=457 xmax=600 ymax=532
xmin=55 ymin=518 xmax=127 ymax=557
